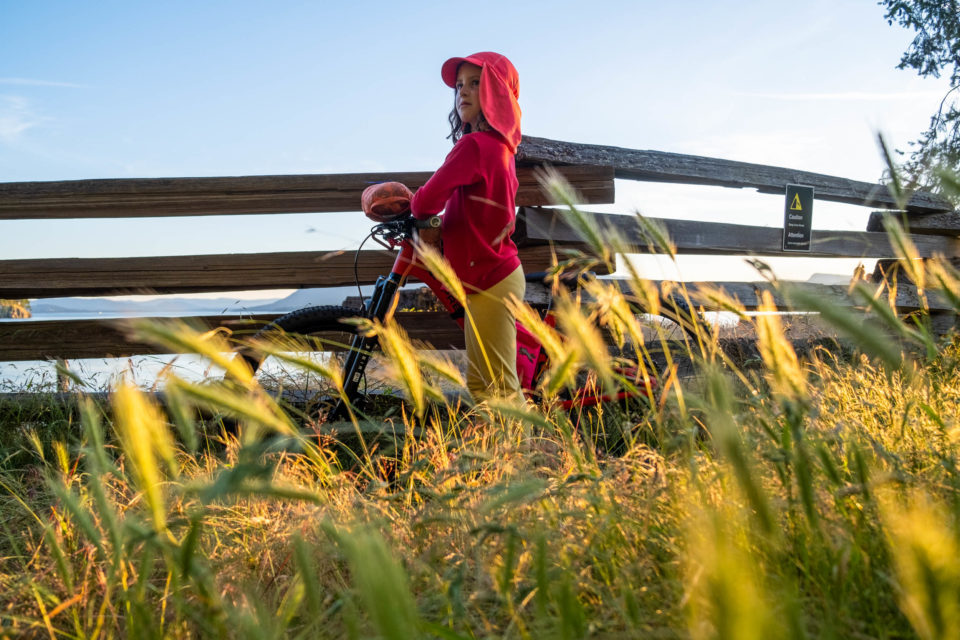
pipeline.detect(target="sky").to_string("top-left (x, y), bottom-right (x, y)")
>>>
top-left (1, 0), bottom-right (953, 295)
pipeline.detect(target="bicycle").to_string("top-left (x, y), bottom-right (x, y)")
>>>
top-left (240, 197), bottom-right (666, 423)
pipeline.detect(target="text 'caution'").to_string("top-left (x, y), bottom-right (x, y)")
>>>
top-left (783, 184), bottom-right (814, 252)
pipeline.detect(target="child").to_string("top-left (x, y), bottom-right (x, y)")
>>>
top-left (410, 51), bottom-right (524, 403)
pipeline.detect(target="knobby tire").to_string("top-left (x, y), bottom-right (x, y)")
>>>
top-left (240, 305), bottom-right (373, 414)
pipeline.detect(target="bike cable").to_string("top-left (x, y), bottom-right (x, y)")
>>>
top-left (353, 230), bottom-right (377, 315)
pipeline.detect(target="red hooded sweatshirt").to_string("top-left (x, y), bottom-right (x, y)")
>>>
top-left (411, 52), bottom-right (522, 292)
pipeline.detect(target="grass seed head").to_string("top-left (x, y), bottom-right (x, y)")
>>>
top-left (535, 165), bottom-right (616, 267)
top-left (113, 380), bottom-right (176, 531)
top-left (415, 240), bottom-right (467, 304)
top-left (881, 213), bottom-right (926, 297)
top-left (880, 489), bottom-right (960, 640)
top-left (373, 318), bottom-right (426, 417)
top-left (127, 318), bottom-right (255, 387)
top-left (927, 255), bottom-right (960, 313)
top-left (635, 212), bottom-right (677, 259)
top-left (555, 289), bottom-right (615, 391)
top-left (755, 291), bottom-right (807, 401)
top-left (684, 481), bottom-right (783, 640)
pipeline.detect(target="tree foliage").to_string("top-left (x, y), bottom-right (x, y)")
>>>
top-left (881, 0), bottom-right (960, 193)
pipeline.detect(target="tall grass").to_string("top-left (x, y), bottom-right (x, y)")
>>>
top-left (4, 170), bottom-right (960, 638)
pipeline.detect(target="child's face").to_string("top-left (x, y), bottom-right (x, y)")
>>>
top-left (455, 62), bottom-right (482, 128)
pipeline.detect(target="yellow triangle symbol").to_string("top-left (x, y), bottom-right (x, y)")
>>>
top-left (790, 193), bottom-right (803, 211)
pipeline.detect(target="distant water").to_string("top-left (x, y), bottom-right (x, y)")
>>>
top-left (0, 354), bottom-right (227, 392)
top-left (1, 312), bottom-right (227, 321)
top-left (1, 311), bottom-right (321, 392)
top-left (0, 351), bottom-right (344, 393)
top-left (1, 312), bottom-right (203, 391)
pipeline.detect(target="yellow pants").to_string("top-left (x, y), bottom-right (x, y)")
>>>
top-left (464, 266), bottom-right (525, 403)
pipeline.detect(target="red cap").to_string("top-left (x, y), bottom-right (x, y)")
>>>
top-left (441, 51), bottom-right (521, 154)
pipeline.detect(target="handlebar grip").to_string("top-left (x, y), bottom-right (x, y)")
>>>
top-left (414, 216), bottom-right (441, 229)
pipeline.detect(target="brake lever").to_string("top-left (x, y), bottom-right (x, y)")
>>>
top-left (371, 235), bottom-right (394, 250)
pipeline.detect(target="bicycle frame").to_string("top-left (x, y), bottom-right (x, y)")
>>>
top-left (330, 215), bottom-right (654, 419)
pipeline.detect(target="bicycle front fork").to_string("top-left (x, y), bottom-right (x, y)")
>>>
top-left (329, 272), bottom-right (402, 420)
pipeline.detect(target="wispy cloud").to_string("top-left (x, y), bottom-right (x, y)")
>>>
top-left (0, 96), bottom-right (44, 142)
top-left (735, 90), bottom-right (944, 102)
top-left (0, 77), bottom-right (89, 89)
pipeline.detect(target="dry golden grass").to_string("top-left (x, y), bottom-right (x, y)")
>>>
top-left (4, 180), bottom-right (960, 637)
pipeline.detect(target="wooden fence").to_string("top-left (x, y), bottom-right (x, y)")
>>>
top-left (1, 136), bottom-right (956, 362)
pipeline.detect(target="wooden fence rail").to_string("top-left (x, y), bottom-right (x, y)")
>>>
top-left (0, 245), bottom-right (567, 299)
top-left (3, 136), bottom-right (952, 219)
top-left (517, 207), bottom-right (960, 258)
top-left (6, 206), bottom-right (957, 300)
top-left (1, 135), bottom-right (957, 364)
top-left (0, 164), bottom-right (612, 219)
top-left (0, 277), bottom-right (948, 362)
top-left (0, 312), bottom-right (464, 361)
top-left (517, 136), bottom-right (956, 214)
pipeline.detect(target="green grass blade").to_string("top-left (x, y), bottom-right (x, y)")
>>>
top-left (784, 284), bottom-right (904, 370)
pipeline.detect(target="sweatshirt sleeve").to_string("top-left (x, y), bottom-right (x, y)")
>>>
top-left (410, 137), bottom-right (481, 219)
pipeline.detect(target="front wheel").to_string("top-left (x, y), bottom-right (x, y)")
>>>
top-left (239, 305), bottom-right (369, 410)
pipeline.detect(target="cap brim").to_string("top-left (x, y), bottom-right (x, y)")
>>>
top-left (441, 55), bottom-right (482, 88)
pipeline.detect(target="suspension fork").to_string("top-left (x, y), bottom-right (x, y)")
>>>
top-left (336, 272), bottom-right (404, 410)
top-left (330, 238), bottom-right (466, 420)
top-left (330, 263), bottom-right (409, 420)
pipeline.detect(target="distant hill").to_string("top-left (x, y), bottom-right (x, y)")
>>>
top-left (30, 287), bottom-right (357, 317)
top-left (247, 285), bottom-right (431, 312)
top-left (246, 287), bottom-right (359, 313)
top-left (32, 296), bottom-right (263, 315)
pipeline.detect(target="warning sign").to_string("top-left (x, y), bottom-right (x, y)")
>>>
top-left (783, 184), bottom-right (814, 251)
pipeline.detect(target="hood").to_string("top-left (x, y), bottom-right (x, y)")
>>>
top-left (441, 51), bottom-right (521, 154)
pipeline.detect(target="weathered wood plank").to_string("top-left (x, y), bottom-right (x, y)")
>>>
top-left (516, 136), bottom-right (953, 214)
top-left (671, 280), bottom-right (948, 314)
top-left (0, 311), bottom-right (466, 361)
top-left (3, 278), bottom-right (947, 362)
top-left (517, 207), bottom-right (960, 259)
top-left (0, 315), bottom-right (274, 361)
top-left (0, 165), bottom-right (613, 220)
top-left (867, 210), bottom-right (960, 236)
top-left (0, 245), bottom-right (575, 299)
top-left (522, 278), bottom-right (948, 313)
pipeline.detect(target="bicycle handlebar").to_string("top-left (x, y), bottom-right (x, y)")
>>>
top-left (370, 214), bottom-right (441, 247)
